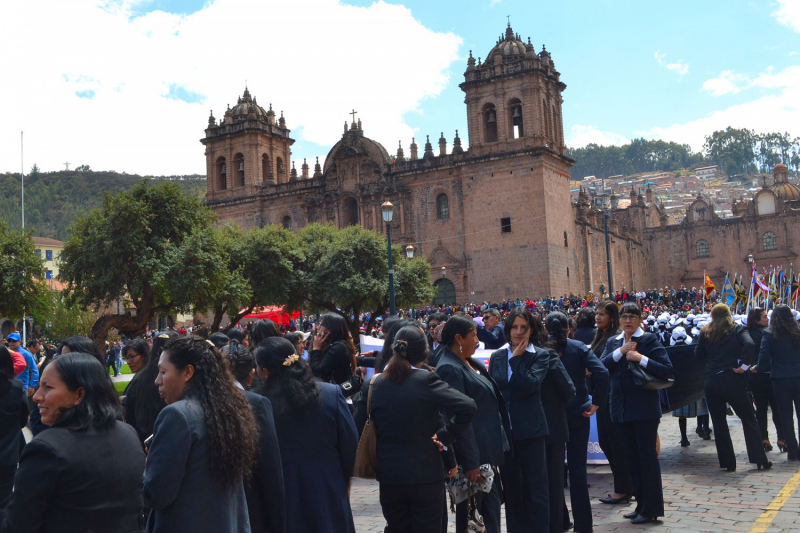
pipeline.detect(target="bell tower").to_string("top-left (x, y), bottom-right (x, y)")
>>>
top-left (460, 24), bottom-right (567, 157)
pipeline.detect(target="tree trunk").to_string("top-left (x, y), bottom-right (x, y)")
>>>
top-left (221, 304), bottom-right (256, 334)
top-left (89, 312), bottom-right (151, 364)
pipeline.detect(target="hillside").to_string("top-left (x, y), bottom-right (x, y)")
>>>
top-left (0, 170), bottom-right (206, 240)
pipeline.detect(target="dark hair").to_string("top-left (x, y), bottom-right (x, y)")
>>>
top-left (318, 313), bottom-right (357, 373)
top-left (568, 318), bottom-right (578, 339)
top-left (227, 328), bottom-right (245, 343)
top-left (384, 326), bottom-right (430, 383)
top-left (128, 331), bottom-right (177, 443)
top-left (0, 347), bottom-right (15, 395)
top-left (483, 308), bottom-right (501, 319)
top-left (58, 336), bottom-right (101, 364)
top-left (27, 339), bottom-right (40, 349)
top-left (122, 338), bottom-right (150, 370)
top-left (576, 307), bottom-right (596, 329)
top-left (250, 319), bottom-right (282, 348)
top-left (546, 312), bottom-right (569, 355)
top-left (377, 318), bottom-right (421, 373)
top-left (503, 307), bottom-right (544, 346)
top-left (619, 303), bottom-right (641, 318)
top-left (222, 340), bottom-right (255, 385)
top-left (49, 353), bottom-right (121, 431)
top-left (747, 308), bottom-right (765, 332)
top-left (208, 332), bottom-right (230, 349)
top-left (591, 300), bottom-right (620, 354)
top-left (770, 304), bottom-right (800, 345)
top-left (283, 332), bottom-right (304, 353)
top-left (255, 337), bottom-right (321, 419)
top-left (381, 317), bottom-right (401, 335)
top-left (441, 313), bottom-right (477, 348)
top-left (162, 336), bottom-right (257, 487)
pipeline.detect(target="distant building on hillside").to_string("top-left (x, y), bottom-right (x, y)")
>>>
top-left (695, 165), bottom-right (720, 180)
top-left (33, 237), bottom-right (64, 281)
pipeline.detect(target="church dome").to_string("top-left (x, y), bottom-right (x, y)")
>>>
top-left (229, 87), bottom-right (267, 119)
top-left (486, 24), bottom-right (527, 59)
top-left (770, 181), bottom-right (800, 201)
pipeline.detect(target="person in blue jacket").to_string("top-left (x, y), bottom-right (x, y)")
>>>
top-left (5, 334), bottom-right (37, 401)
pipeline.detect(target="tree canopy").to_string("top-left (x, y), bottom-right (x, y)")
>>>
top-left (0, 220), bottom-right (46, 319)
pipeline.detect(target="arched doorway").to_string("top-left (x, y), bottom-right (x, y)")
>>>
top-left (341, 197), bottom-right (359, 227)
top-left (433, 278), bottom-right (456, 306)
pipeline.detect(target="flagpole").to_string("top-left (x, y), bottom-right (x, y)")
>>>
top-left (703, 270), bottom-right (706, 311)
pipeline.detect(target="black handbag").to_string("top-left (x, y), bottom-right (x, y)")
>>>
top-left (628, 360), bottom-right (674, 390)
top-left (336, 372), bottom-right (363, 398)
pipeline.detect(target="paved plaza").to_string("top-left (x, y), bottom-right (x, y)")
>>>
top-left (350, 413), bottom-right (800, 532)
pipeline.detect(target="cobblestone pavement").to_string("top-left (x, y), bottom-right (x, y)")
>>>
top-left (350, 413), bottom-right (800, 532)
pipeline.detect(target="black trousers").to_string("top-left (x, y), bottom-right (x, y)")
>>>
top-left (0, 466), bottom-right (15, 528)
top-left (772, 377), bottom-right (800, 460)
top-left (566, 415), bottom-right (592, 533)
top-left (705, 372), bottom-right (768, 468)
top-left (595, 398), bottom-right (633, 495)
top-left (501, 437), bottom-right (548, 533)
top-left (545, 441), bottom-right (566, 533)
top-left (751, 372), bottom-right (783, 443)
top-left (615, 419), bottom-right (664, 519)
top-left (380, 480), bottom-right (444, 533)
top-left (455, 475), bottom-right (502, 533)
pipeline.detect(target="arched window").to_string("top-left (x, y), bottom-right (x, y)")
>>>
top-left (763, 232), bottom-right (777, 251)
top-left (233, 153), bottom-right (245, 187)
top-left (436, 194), bottom-right (450, 220)
top-left (483, 103), bottom-right (498, 143)
top-left (216, 156), bottom-right (227, 190)
top-left (262, 154), bottom-right (272, 182)
top-left (509, 98), bottom-right (523, 139)
top-left (696, 240), bottom-right (709, 258)
top-left (282, 216), bottom-right (292, 231)
top-left (276, 157), bottom-right (285, 177)
top-left (433, 278), bottom-right (456, 306)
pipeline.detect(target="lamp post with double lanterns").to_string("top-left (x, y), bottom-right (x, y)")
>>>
top-left (381, 201), bottom-right (396, 316)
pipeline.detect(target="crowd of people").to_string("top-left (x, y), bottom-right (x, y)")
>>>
top-left (0, 292), bottom-right (799, 532)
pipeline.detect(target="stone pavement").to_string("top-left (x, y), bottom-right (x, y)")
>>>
top-left (350, 413), bottom-right (800, 532)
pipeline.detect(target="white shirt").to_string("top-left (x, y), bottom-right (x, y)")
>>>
top-left (506, 342), bottom-right (535, 381)
top-left (612, 328), bottom-right (650, 367)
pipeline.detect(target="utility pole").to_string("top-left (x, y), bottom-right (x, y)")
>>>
top-left (21, 132), bottom-right (26, 346)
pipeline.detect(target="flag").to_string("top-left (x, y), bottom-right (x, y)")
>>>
top-left (792, 274), bottom-right (800, 305)
top-left (703, 273), bottom-right (716, 298)
top-left (770, 271), bottom-right (778, 304)
top-left (721, 274), bottom-right (736, 307)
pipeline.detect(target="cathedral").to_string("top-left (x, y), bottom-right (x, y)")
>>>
top-left (202, 23), bottom-right (800, 302)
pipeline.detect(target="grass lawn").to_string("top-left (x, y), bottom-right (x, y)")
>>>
top-left (114, 381), bottom-right (128, 396)
top-left (108, 363), bottom-right (132, 376)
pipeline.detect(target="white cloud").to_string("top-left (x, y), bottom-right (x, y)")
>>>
top-left (773, 0), bottom-right (800, 33)
top-left (654, 50), bottom-right (688, 77)
top-left (0, 0), bottom-right (462, 175)
top-left (567, 125), bottom-right (628, 148)
top-left (639, 65), bottom-right (800, 151)
top-left (702, 70), bottom-right (751, 96)
top-left (489, 0), bottom-right (502, 5)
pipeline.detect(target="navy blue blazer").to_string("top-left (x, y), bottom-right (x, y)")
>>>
top-left (759, 330), bottom-right (800, 379)
top-left (562, 338), bottom-right (609, 418)
top-left (477, 324), bottom-right (506, 350)
top-left (488, 344), bottom-right (551, 441)
top-left (540, 350), bottom-right (577, 444)
top-left (600, 331), bottom-right (673, 423)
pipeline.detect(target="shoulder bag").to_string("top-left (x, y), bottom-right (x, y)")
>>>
top-left (628, 360), bottom-right (674, 390)
top-left (353, 375), bottom-right (379, 479)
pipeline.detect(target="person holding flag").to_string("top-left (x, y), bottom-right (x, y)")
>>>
top-left (721, 274), bottom-right (736, 308)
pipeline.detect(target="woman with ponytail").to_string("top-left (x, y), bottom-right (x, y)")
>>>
top-left (143, 336), bottom-right (259, 533)
top-left (255, 336), bottom-right (358, 533)
top-left (354, 326), bottom-right (476, 533)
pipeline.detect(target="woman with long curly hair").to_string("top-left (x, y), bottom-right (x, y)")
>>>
top-left (255, 336), bottom-right (358, 533)
top-left (748, 307), bottom-right (784, 452)
top-left (695, 303), bottom-right (769, 471)
top-left (143, 336), bottom-right (258, 533)
top-left (758, 304), bottom-right (800, 461)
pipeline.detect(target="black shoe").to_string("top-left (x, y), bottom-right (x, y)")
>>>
top-left (563, 522), bottom-right (573, 531)
top-left (599, 494), bottom-right (631, 504)
top-left (726, 465), bottom-right (736, 472)
top-left (695, 426), bottom-right (704, 437)
top-left (778, 440), bottom-right (787, 453)
top-left (630, 515), bottom-right (657, 524)
top-left (758, 461), bottom-right (773, 471)
top-left (764, 441), bottom-right (774, 452)
top-left (681, 438), bottom-right (690, 447)
top-left (702, 429), bottom-right (712, 440)
top-left (623, 511), bottom-right (640, 519)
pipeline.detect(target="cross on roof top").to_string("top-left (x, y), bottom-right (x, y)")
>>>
top-left (350, 109), bottom-right (358, 122)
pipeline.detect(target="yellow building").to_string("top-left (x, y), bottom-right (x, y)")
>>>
top-left (33, 237), bottom-right (64, 282)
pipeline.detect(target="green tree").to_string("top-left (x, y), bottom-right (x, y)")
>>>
top-left (32, 290), bottom-right (100, 343)
top-left (29, 164), bottom-right (40, 176)
top-left (0, 221), bottom-right (46, 320)
top-left (59, 179), bottom-right (226, 354)
top-left (703, 127), bottom-right (757, 176)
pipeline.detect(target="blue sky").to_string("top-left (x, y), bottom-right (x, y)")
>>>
top-left (1, 0), bottom-right (798, 175)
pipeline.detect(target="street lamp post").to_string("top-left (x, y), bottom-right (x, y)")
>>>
top-left (406, 245), bottom-right (415, 318)
top-left (603, 199), bottom-right (613, 296)
top-left (381, 201), bottom-right (396, 316)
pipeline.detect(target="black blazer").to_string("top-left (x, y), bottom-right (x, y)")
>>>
top-left (540, 351), bottom-right (577, 444)
top-left (244, 391), bottom-right (286, 533)
top-left (354, 370), bottom-right (476, 485)
top-left (0, 380), bottom-right (28, 470)
top-left (694, 324), bottom-right (755, 377)
top-left (310, 341), bottom-right (354, 385)
top-left (562, 338), bottom-right (608, 418)
top-left (2, 421), bottom-right (145, 533)
top-left (477, 324), bottom-right (506, 349)
top-left (435, 350), bottom-right (510, 470)
top-left (487, 345), bottom-right (550, 441)
top-left (601, 331), bottom-right (673, 423)
top-left (759, 330), bottom-right (800, 379)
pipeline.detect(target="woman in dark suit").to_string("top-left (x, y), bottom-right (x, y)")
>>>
top-left (310, 313), bottom-right (359, 395)
top-left (601, 302), bottom-right (673, 525)
top-left (356, 326), bottom-right (476, 532)
top-left (694, 304), bottom-right (770, 472)
top-left (488, 308), bottom-right (550, 533)
top-left (144, 337), bottom-right (259, 533)
top-left (748, 307), bottom-right (784, 452)
top-left (3, 352), bottom-right (144, 533)
top-left (436, 314), bottom-right (510, 533)
top-left (123, 332), bottom-right (175, 445)
top-left (256, 337), bottom-right (359, 533)
top-left (547, 312), bottom-right (609, 533)
top-left (0, 347), bottom-right (28, 526)
top-left (590, 301), bottom-right (633, 505)
top-left (758, 304), bottom-right (800, 461)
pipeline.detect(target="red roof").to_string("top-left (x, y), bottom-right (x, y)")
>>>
top-left (33, 237), bottom-right (64, 247)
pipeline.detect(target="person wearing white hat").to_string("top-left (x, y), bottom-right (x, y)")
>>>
top-left (655, 316), bottom-right (670, 347)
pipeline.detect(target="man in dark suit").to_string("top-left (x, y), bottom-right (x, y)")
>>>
top-left (477, 309), bottom-right (506, 350)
